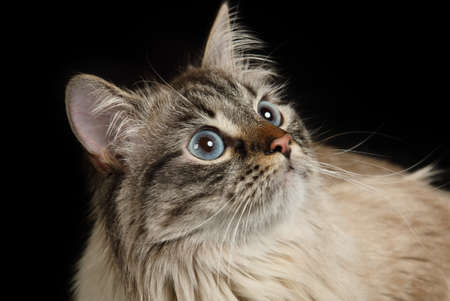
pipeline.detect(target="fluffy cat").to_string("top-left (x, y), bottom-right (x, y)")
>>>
top-left (65, 3), bottom-right (450, 300)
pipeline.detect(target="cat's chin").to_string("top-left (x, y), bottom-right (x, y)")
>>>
top-left (279, 159), bottom-right (310, 211)
top-left (284, 169), bottom-right (307, 199)
top-left (278, 153), bottom-right (309, 184)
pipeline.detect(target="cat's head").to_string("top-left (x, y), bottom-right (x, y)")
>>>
top-left (65, 3), bottom-right (317, 246)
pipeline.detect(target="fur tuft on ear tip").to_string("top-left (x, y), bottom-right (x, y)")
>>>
top-left (202, 2), bottom-right (233, 69)
top-left (201, 2), bottom-right (268, 73)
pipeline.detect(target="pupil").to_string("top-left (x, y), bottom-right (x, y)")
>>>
top-left (262, 108), bottom-right (273, 121)
top-left (199, 136), bottom-right (214, 152)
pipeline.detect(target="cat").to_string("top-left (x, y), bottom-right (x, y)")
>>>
top-left (65, 3), bottom-right (450, 300)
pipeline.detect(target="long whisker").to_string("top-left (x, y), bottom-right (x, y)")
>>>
top-left (333, 124), bottom-right (384, 155)
top-left (231, 195), bottom-right (252, 245)
top-left (315, 165), bottom-right (377, 191)
top-left (331, 148), bottom-right (389, 158)
top-left (189, 194), bottom-right (235, 232)
top-left (313, 130), bottom-right (402, 145)
top-left (243, 194), bottom-right (256, 242)
top-left (317, 146), bottom-right (440, 180)
top-left (144, 60), bottom-right (194, 105)
top-left (308, 124), bottom-right (331, 140)
top-left (217, 193), bottom-right (247, 283)
top-left (107, 193), bottom-right (238, 250)
top-left (224, 195), bottom-right (252, 284)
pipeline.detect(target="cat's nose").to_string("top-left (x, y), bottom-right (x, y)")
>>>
top-left (269, 134), bottom-right (292, 159)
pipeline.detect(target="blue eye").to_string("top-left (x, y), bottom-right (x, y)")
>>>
top-left (188, 130), bottom-right (225, 160)
top-left (257, 100), bottom-right (282, 127)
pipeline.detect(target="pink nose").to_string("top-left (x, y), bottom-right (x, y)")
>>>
top-left (270, 134), bottom-right (292, 158)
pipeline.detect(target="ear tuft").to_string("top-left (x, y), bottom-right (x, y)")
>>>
top-left (201, 3), bottom-right (267, 73)
top-left (202, 3), bottom-right (234, 69)
top-left (65, 74), bottom-right (131, 172)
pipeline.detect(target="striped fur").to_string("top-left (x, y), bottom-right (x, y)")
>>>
top-left (66, 3), bottom-right (450, 300)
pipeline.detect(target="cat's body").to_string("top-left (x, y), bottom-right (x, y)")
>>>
top-left (73, 145), bottom-right (450, 301)
top-left (66, 4), bottom-right (450, 300)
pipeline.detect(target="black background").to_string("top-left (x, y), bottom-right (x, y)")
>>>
top-left (11, 1), bottom-right (448, 300)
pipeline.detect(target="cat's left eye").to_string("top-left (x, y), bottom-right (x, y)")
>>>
top-left (257, 100), bottom-right (282, 127)
top-left (188, 129), bottom-right (225, 160)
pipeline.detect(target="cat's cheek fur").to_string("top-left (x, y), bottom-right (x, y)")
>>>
top-left (68, 3), bottom-right (450, 300)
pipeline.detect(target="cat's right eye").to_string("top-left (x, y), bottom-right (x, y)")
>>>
top-left (257, 100), bottom-right (282, 127)
top-left (188, 129), bottom-right (225, 160)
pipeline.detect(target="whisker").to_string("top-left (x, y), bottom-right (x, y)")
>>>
top-left (244, 194), bottom-right (256, 242)
top-left (316, 166), bottom-right (378, 192)
top-left (106, 193), bottom-right (239, 250)
top-left (217, 193), bottom-right (248, 283)
top-left (144, 60), bottom-right (194, 105)
top-left (225, 195), bottom-right (252, 284)
top-left (333, 124), bottom-right (384, 155)
top-left (313, 130), bottom-right (402, 145)
top-left (231, 195), bottom-right (252, 245)
top-left (308, 123), bottom-right (331, 139)
top-left (189, 195), bottom-right (235, 232)
top-left (316, 146), bottom-right (440, 180)
top-left (331, 148), bottom-right (389, 158)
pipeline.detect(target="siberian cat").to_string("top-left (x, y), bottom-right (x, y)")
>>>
top-left (65, 3), bottom-right (450, 300)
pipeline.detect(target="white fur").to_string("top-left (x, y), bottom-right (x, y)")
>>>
top-left (70, 4), bottom-right (450, 300)
top-left (74, 173), bottom-right (371, 300)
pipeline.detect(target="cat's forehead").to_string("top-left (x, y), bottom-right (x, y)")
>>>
top-left (173, 68), bottom-right (258, 105)
top-left (168, 68), bottom-right (279, 122)
top-left (140, 67), bottom-right (286, 139)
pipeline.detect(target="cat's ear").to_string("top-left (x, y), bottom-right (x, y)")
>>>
top-left (202, 3), bottom-right (235, 70)
top-left (65, 74), bottom-right (134, 173)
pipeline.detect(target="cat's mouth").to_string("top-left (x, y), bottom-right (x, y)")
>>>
top-left (283, 164), bottom-right (300, 181)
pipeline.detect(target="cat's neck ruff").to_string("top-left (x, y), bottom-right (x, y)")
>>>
top-left (218, 194), bottom-right (367, 301)
top-left (74, 188), bottom-right (368, 301)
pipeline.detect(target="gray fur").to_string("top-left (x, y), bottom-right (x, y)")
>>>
top-left (66, 3), bottom-right (450, 301)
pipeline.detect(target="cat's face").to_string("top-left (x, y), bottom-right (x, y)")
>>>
top-left (65, 5), bottom-right (316, 246)
top-left (122, 67), bottom-right (315, 244)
